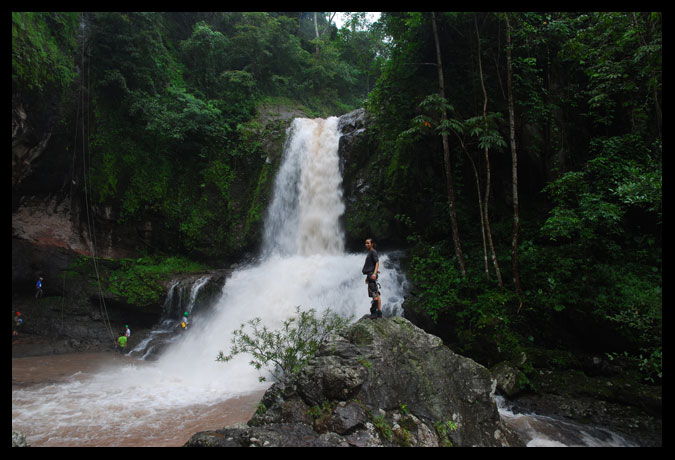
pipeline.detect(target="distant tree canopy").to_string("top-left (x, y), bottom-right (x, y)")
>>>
top-left (73, 12), bottom-right (385, 257)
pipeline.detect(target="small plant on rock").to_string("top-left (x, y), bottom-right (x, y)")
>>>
top-left (216, 306), bottom-right (351, 382)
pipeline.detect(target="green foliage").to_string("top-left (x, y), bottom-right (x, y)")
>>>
top-left (409, 245), bottom-right (468, 322)
top-left (217, 307), bottom-right (352, 382)
top-left (541, 133), bottom-right (661, 255)
top-left (408, 244), bottom-right (521, 361)
top-left (179, 21), bottom-right (229, 98)
top-left (137, 86), bottom-right (227, 146)
top-left (434, 420), bottom-right (457, 447)
top-left (106, 256), bottom-right (207, 307)
top-left (15, 12), bottom-right (662, 385)
top-left (639, 348), bottom-right (662, 383)
top-left (561, 12), bottom-right (661, 131)
top-left (541, 179), bottom-right (625, 245)
top-left (594, 263), bottom-right (661, 344)
top-left (463, 113), bottom-right (507, 151)
top-left (12, 12), bottom-right (79, 96)
top-left (371, 414), bottom-right (393, 441)
top-left (307, 401), bottom-right (337, 427)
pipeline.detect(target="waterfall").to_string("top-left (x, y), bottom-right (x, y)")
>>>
top-left (262, 117), bottom-right (345, 257)
top-left (152, 116), bottom-right (407, 391)
top-left (15, 115), bottom-right (404, 445)
top-left (127, 275), bottom-right (213, 360)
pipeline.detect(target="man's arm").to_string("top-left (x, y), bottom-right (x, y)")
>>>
top-left (372, 260), bottom-right (379, 279)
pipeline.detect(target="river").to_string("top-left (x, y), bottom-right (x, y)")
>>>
top-left (12, 352), bottom-right (641, 447)
top-left (494, 395), bottom-right (638, 447)
top-left (12, 352), bottom-right (267, 446)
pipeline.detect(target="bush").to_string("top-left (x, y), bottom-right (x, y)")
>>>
top-left (217, 306), bottom-right (352, 381)
top-left (408, 245), bottom-right (469, 322)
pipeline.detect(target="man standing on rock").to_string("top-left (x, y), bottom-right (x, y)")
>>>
top-left (362, 238), bottom-right (382, 318)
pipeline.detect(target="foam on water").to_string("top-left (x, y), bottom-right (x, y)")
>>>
top-left (494, 395), bottom-right (637, 447)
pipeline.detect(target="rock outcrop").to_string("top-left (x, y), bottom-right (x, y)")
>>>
top-left (185, 316), bottom-right (524, 447)
top-left (336, 108), bottom-right (383, 250)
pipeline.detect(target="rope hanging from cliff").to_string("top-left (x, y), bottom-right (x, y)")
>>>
top-left (77, 14), bottom-right (115, 342)
top-left (60, 30), bottom-right (86, 331)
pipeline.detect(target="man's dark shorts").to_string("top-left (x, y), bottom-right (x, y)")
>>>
top-left (367, 275), bottom-right (380, 298)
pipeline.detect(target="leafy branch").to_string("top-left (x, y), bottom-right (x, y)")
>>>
top-left (216, 306), bottom-right (352, 382)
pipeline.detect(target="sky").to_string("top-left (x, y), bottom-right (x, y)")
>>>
top-left (333, 12), bottom-right (381, 29)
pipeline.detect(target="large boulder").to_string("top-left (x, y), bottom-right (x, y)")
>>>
top-left (490, 352), bottom-right (529, 398)
top-left (185, 316), bottom-right (524, 447)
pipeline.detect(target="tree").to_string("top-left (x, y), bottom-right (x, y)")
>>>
top-left (504, 13), bottom-right (523, 299)
top-left (179, 21), bottom-right (229, 99)
top-left (313, 12), bottom-right (337, 56)
top-left (448, 116), bottom-right (491, 282)
top-left (474, 14), bottom-right (503, 288)
top-left (335, 13), bottom-right (387, 97)
top-left (431, 12), bottom-right (466, 276)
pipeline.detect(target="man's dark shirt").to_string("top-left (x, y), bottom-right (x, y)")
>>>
top-left (362, 249), bottom-right (379, 275)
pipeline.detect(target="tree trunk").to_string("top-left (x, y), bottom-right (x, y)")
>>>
top-left (313, 12), bottom-right (320, 56)
top-left (471, 154), bottom-right (490, 282)
top-left (313, 12), bottom-right (336, 57)
top-left (321, 12), bottom-right (336, 37)
top-left (475, 14), bottom-right (503, 288)
top-left (457, 136), bottom-right (490, 281)
top-left (505, 13), bottom-right (523, 298)
top-left (431, 12), bottom-right (466, 276)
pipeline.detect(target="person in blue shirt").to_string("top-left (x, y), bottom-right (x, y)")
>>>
top-left (35, 277), bottom-right (43, 299)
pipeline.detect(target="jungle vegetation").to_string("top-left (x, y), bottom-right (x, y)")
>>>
top-left (12, 12), bottom-right (661, 382)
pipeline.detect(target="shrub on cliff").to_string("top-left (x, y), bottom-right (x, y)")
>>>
top-left (217, 306), bottom-right (352, 381)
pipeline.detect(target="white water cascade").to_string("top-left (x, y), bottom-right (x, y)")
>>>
top-left (12, 116), bottom-right (408, 446)
top-left (149, 116), bottom-right (408, 395)
top-left (262, 117), bottom-right (346, 257)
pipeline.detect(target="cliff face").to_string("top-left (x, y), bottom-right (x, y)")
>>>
top-left (185, 316), bottom-right (524, 447)
top-left (11, 100), bottom-right (305, 264)
top-left (11, 100), bottom-right (307, 353)
top-left (337, 108), bottom-right (385, 251)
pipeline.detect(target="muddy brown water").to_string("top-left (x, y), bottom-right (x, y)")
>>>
top-left (12, 352), bottom-right (267, 447)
